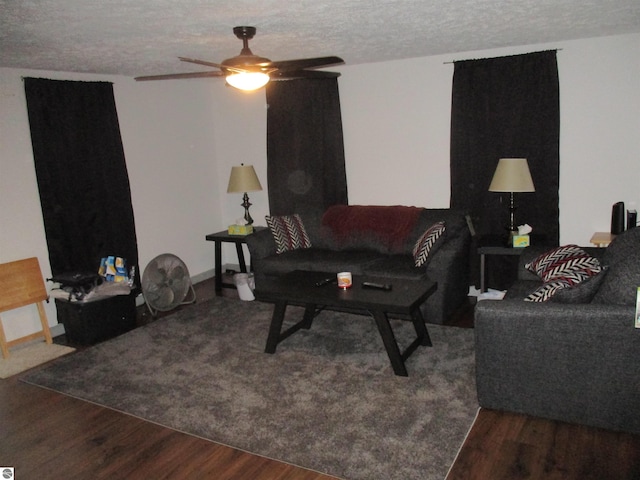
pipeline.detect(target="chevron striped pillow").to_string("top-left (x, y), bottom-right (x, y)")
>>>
top-left (266, 214), bottom-right (312, 254)
top-left (525, 245), bottom-right (602, 283)
top-left (525, 279), bottom-right (572, 302)
top-left (524, 245), bottom-right (603, 302)
top-left (412, 221), bottom-right (446, 267)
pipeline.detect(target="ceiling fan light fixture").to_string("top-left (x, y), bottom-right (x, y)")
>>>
top-left (225, 71), bottom-right (270, 91)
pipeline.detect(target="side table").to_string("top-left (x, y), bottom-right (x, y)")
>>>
top-left (477, 234), bottom-right (551, 291)
top-left (205, 227), bottom-right (266, 294)
top-left (590, 232), bottom-right (615, 247)
top-left (478, 245), bottom-right (528, 292)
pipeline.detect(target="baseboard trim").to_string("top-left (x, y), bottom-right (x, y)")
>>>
top-left (51, 323), bottom-right (66, 337)
top-left (192, 268), bottom-right (215, 285)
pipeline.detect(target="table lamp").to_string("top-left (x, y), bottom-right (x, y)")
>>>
top-left (227, 164), bottom-right (262, 225)
top-left (488, 158), bottom-right (535, 238)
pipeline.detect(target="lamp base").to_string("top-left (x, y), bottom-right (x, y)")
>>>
top-left (241, 192), bottom-right (254, 225)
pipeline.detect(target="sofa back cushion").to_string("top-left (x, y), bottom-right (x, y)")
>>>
top-left (321, 205), bottom-right (423, 253)
top-left (592, 227), bottom-right (640, 305)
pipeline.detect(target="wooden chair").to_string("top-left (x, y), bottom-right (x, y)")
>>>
top-left (0, 257), bottom-right (53, 358)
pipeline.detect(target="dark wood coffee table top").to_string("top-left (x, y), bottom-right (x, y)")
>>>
top-left (255, 270), bottom-right (438, 376)
top-left (254, 270), bottom-right (437, 316)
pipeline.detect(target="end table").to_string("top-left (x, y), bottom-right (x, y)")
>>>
top-left (590, 232), bottom-right (615, 247)
top-left (477, 234), bottom-right (551, 292)
top-left (205, 227), bottom-right (266, 294)
top-left (478, 244), bottom-right (529, 292)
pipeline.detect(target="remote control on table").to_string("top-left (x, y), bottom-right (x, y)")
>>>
top-left (362, 281), bottom-right (392, 291)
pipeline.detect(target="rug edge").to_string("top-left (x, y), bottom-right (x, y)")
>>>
top-left (18, 378), bottom-right (339, 479)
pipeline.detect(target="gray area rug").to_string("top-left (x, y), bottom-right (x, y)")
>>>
top-left (22, 297), bottom-right (478, 480)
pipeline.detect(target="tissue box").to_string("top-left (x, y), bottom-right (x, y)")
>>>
top-left (228, 224), bottom-right (253, 235)
top-left (512, 235), bottom-right (530, 248)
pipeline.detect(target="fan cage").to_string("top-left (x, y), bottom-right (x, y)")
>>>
top-left (141, 253), bottom-right (196, 317)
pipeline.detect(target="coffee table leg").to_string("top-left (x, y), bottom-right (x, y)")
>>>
top-left (371, 310), bottom-right (408, 377)
top-left (265, 300), bottom-right (287, 354)
top-left (302, 304), bottom-right (316, 329)
top-left (411, 309), bottom-right (432, 347)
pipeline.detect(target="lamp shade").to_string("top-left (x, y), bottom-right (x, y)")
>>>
top-left (227, 165), bottom-right (263, 193)
top-left (225, 72), bottom-right (270, 91)
top-left (488, 158), bottom-right (535, 193)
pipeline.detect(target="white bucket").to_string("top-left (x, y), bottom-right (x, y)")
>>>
top-left (233, 273), bottom-right (255, 301)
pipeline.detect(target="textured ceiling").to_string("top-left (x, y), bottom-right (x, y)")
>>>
top-left (1, 0), bottom-right (639, 77)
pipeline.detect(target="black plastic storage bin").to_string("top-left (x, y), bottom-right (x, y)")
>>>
top-left (55, 294), bottom-right (137, 345)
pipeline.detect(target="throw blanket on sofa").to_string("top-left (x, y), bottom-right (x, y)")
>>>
top-left (322, 205), bottom-right (422, 252)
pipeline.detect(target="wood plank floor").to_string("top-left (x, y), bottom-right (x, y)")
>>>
top-left (1, 277), bottom-right (638, 479)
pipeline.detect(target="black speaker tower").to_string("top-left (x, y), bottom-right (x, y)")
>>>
top-left (611, 202), bottom-right (625, 235)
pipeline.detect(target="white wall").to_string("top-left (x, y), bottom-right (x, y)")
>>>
top-left (1, 32), bottom-right (638, 340)
top-left (337, 33), bottom-right (640, 235)
top-left (0, 71), bottom-right (229, 339)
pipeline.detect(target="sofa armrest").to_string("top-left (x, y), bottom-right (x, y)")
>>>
top-left (474, 300), bottom-right (640, 434)
top-left (419, 229), bottom-right (471, 323)
top-left (245, 228), bottom-right (276, 260)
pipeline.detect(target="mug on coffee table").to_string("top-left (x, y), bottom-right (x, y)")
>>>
top-left (337, 271), bottom-right (352, 289)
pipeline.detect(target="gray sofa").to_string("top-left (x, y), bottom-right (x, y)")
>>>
top-left (474, 227), bottom-right (640, 434)
top-left (246, 205), bottom-right (471, 324)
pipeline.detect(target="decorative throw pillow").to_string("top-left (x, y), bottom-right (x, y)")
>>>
top-left (524, 244), bottom-right (603, 302)
top-left (525, 279), bottom-right (571, 302)
top-left (525, 245), bottom-right (602, 283)
top-left (412, 221), bottom-right (446, 267)
top-left (266, 214), bottom-right (312, 254)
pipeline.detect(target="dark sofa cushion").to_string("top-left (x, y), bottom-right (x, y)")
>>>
top-left (551, 267), bottom-right (608, 303)
top-left (362, 255), bottom-right (427, 280)
top-left (258, 248), bottom-right (383, 276)
top-left (592, 227), bottom-right (640, 306)
top-left (297, 211), bottom-right (338, 250)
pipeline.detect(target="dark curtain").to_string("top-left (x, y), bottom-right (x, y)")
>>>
top-left (450, 51), bottom-right (559, 288)
top-left (265, 78), bottom-right (348, 216)
top-left (24, 78), bottom-right (138, 279)
top-left (451, 50), bottom-right (559, 243)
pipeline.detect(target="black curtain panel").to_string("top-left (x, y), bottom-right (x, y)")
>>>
top-left (265, 78), bottom-right (348, 216)
top-left (450, 51), bottom-right (560, 245)
top-left (24, 78), bottom-right (138, 279)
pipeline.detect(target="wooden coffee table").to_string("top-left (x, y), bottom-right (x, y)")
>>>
top-left (254, 270), bottom-right (437, 376)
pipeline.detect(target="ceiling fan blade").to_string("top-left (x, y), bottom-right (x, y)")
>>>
top-left (135, 71), bottom-right (226, 81)
top-left (179, 56), bottom-right (225, 69)
top-left (268, 56), bottom-right (344, 72)
top-left (271, 70), bottom-right (342, 80)
top-left (180, 57), bottom-right (250, 74)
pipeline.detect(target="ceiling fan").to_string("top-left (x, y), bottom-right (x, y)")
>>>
top-left (135, 26), bottom-right (344, 91)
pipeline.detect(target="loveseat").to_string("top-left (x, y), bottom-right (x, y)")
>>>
top-left (474, 227), bottom-right (640, 434)
top-left (245, 205), bottom-right (471, 324)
